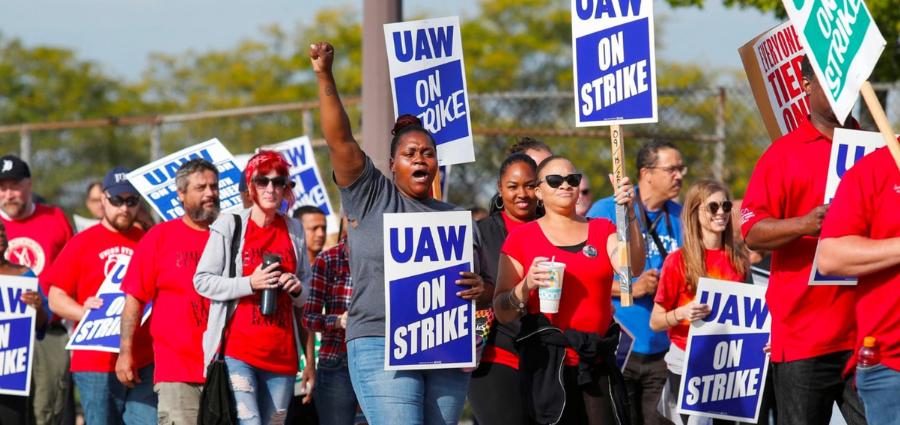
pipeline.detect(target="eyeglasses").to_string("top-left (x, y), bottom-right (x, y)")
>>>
top-left (107, 196), bottom-right (140, 208)
top-left (538, 174), bottom-right (583, 189)
top-left (580, 189), bottom-right (590, 195)
top-left (648, 166), bottom-right (688, 176)
top-left (705, 201), bottom-right (733, 214)
top-left (252, 176), bottom-right (289, 189)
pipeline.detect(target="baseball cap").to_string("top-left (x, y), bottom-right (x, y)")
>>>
top-left (0, 155), bottom-right (31, 181)
top-left (102, 166), bottom-right (139, 197)
top-left (238, 170), bottom-right (248, 192)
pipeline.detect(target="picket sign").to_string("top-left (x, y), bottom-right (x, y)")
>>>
top-left (678, 278), bottom-right (771, 422)
top-left (0, 276), bottom-right (38, 396)
top-left (383, 211), bottom-right (476, 370)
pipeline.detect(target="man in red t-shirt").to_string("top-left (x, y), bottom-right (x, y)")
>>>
top-left (118, 159), bottom-right (220, 424)
top-left (818, 142), bottom-right (900, 424)
top-left (47, 166), bottom-right (155, 424)
top-left (740, 56), bottom-right (866, 424)
top-left (0, 154), bottom-right (75, 425)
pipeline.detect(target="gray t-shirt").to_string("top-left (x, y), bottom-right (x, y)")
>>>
top-left (338, 157), bottom-right (491, 341)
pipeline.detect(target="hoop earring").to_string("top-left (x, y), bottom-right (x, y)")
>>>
top-left (576, 197), bottom-right (581, 205)
top-left (493, 196), bottom-right (503, 211)
top-left (537, 199), bottom-right (544, 208)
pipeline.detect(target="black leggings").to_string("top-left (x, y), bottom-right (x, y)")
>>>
top-left (0, 394), bottom-right (27, 425)
top-left (560, 366), bottom-right (616, 425)
top-left (468, 361), bottom-right (533, 425)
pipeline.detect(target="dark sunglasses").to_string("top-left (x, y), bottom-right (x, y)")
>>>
top-left (538, 174), bottom-right (583, 189)
top-left (107, 196), bottom-right (140, 208)
top-left (706, 201), bottom-right (733, 214)
top-left (252, 176), bottom-right (290, 189)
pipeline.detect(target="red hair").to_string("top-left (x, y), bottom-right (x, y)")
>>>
top-left (246, 150), bottom-right (295, 207)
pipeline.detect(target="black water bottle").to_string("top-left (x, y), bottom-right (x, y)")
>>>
top-left (260, 254), bottom-right (281, 316)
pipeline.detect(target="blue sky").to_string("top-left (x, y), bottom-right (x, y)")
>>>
top-left (0, 0), bottom-right (780, 82)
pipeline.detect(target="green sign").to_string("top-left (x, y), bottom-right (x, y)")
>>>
top-left (782, 0), bottom-right (885, 123)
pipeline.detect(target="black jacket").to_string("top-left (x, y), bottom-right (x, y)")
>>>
top-left (515, 314), bottom-right (632, 425)
top-left (476, 212), bottom-right (521, 356)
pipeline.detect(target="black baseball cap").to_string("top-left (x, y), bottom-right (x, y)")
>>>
top-left (0, 155), bottom-right (31, 181)
top-left (102, 166), bottom-right (139, 197)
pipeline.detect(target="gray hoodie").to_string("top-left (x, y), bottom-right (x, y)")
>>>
top-left (193, 208), bottom-right (312, 372)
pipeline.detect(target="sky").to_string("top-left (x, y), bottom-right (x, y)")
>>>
top-left (0, 0), bottom-right (782, 83)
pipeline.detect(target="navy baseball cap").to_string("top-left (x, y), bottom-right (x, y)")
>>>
top-left (102, 166), bottom-right (139, 197)
top-left (238, 170), bottom-right (248, 192)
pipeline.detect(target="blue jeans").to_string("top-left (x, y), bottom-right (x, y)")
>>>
top-left (347, 337), bottom-right (470, 425)
top-left (856, 364), bottom-right (900, 425)
top-left (314, 352), bottom-right (360, 425)
top-left (72, 364), bottom-right (157, 425)
top-left (225, 356), bottom-right (294, 425)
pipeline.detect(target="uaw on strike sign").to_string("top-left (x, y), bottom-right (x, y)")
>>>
top-left (383, 211), bottom-right (476, 370)
top-left (384, 17), bottom-right (474, 166)
top-left (571, 0), bottom-right (658, 126)
top-left (0, 276), bottom-right (38, 396)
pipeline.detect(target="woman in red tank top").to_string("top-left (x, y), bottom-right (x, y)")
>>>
top-left (493, 155), bottom-right (645, 424)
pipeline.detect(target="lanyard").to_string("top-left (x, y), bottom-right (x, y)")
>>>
top-left (634, 187), bottom-right (673, 258)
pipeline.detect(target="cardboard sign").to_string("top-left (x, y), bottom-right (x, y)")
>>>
top-left (66, 257), bottom-right (152, 353)
top-left (739, 21), bottom-right (809, 141)
top-left (782, 0), bottom-right (886, 123)
top-left (383, 211), bottom-right (476, 370)
top-left (384, 16), bottom-right (475, 166)
top-left (809, 128), bottom-right (888, 285)
top-left (678, 278), bottom-right (771, 423)
top-left (73, 215), bottom-right (100, 233)
top-left (0, 276), bottom-right (38, 396)
top-left (259, 136), bottom-right (339, 235)
top-left (127, 139), bottom-right (243, 221)
top-left (615, 320), bottom-right (634, 372)
top-left (570, 0), bottom-right (658, 126)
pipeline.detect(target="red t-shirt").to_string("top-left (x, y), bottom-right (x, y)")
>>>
top-left (740, 116), bottom-right (857, 363)
top-left (2, 204), bottom-right (74, 294)
top-left (121, 219), bottom-right (210, 384)
top-left (502, 218), bottom-right (615, 366)
top-left (820, 147), bottom-right (900, 374)
top-left (655, 249), bottom-right (746, 350)
top-left (501, 211), bottom-right (528, 235)
top-left (226, 216), bottom-right (298, 375)
top-left (46, 224), bottom-right (152, 373)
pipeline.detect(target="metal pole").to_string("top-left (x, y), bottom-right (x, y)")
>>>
top-left (302, 110), bottom-right (314, 138)
top-left (714, 87), bottom-right (727, 182)
top-left (150, 122), bottom-right (162, 161)
top-left (362, 0), bottom-right (402, 176)
top-left (19, 128), bottom-right (31, 165)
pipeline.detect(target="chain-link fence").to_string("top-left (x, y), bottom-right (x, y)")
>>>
top-left (2, 83), bottom-right (899, 220)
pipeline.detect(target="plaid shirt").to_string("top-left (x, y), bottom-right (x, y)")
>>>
top-left (301, 239), bottom-right (352, 363)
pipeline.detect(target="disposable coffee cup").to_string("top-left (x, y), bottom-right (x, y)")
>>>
top-left (261, 254), bottom-right (281, 316)
top-left (538, 261), bottom-right (566, 314)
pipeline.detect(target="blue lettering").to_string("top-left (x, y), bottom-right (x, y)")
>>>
top-left (2, 288), bottom-right (26, 314)
top-left (111, 264), bottom-right (128, 284)
top-left (284, 146), bottom-right (307, 168)
top-left (836, 144), bottom-right (866, 178)
top-left (390, 228), bottom-right (414, 263)
top-left (576, 0), bottom-right (594, 20)
top-left (437, 225), bottom-right (466, 262)
top-left (616, 0), bottom-right (642, 16)
top-left (743, 297), bottom-right (769, 330)
top-left (415, 228), bottom-right (438, 262)
top-left (698, 291), bottom-right (721, 322)
top-left (142, 149), bottom-right (215, 185)
top-left (595, 0), bottom-right (617, 18)
top-left (718, 294), bottom-right (740, 326)
top-left (427, 26), bottom-right (454, 58)
top-left (415, 29), bottom-right (433, 60)
top-left (393, 31), bottom-right (414, 62)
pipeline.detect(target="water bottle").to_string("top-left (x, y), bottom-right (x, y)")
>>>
top-left (858, 336), bottom-right (881, 369)
top-left (260, 254), bottom-right (281, 316)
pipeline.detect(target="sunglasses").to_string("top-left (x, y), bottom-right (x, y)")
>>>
top-left (538, 174), bottom-right (583, 189)
top-left (107, 196), bottom-right (140, 208)
top-left (705, 201), bottom-right (733, 214)
top-left (252, 176), bottom-right (290, 189)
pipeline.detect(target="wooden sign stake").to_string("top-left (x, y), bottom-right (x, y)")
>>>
top-left (860, 81), bottom-right (900, 170)
top-left (611, 124), bottom-right (633, 307)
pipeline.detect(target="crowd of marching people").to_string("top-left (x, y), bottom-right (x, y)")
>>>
top-left (1, 38), bottom-right (898, 425)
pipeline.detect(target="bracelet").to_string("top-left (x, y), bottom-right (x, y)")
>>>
top-left (665, 311), bottom-right (675, 327)
top-left (628, 215), bottom-right (637, 222)
top-left (508, 287), bottom-right (526, 314)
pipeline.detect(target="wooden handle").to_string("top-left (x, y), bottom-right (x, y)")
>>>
top-left (860, 81), bottom-right (900, 171)
top-left (611, 124), bottom-right (633, 307)
top-left (431, 169), bottom-right (443, 201)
